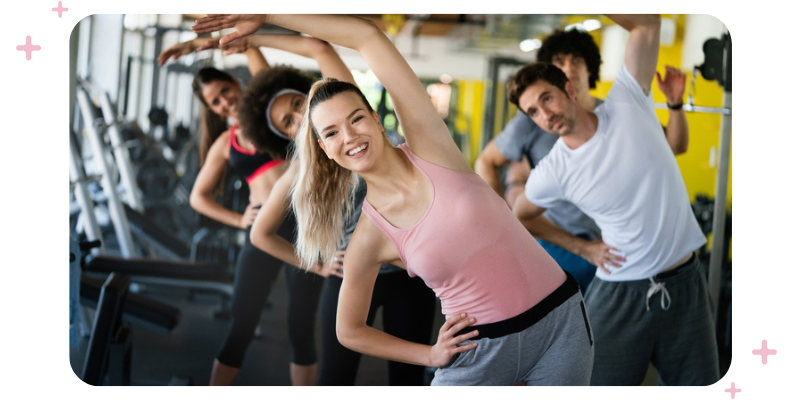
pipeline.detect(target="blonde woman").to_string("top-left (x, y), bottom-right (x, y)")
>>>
top-left (193, 14), bottom-right (592, 385)
top-left (225, 32), bottom-right (436, 386)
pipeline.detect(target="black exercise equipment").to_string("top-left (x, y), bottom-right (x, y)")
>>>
top-left (77, 241), bottom-right (194, 385)
top-left (148, 106), bottom-right (169, 128)
top-left (123, 203), bottom-right (191, 260)
top-left (81, 272), bottom-right (132, 385)
top-left (698, 33), bottom-right (731, 91)
top-left (80, 274), bottom-right (180, 335)
top-left (85, 255), bottom-right (231, 283)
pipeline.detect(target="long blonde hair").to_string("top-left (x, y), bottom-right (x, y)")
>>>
top-left (290, 78), bottom-right (372, 269)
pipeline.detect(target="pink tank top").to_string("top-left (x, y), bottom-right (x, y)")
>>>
top-left (361, 144), bottom-right (566, 324)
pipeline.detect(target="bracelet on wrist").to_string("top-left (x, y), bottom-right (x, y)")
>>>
top-left (667, 101), bottom-right (684, 110)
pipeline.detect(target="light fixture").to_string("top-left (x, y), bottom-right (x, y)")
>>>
top-left (582, 19), bottom-right (601, 31)
top-left (519, 39), bottom-right (542, 52)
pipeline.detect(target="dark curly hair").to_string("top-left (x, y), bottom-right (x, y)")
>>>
top-left (506, 62), bottom-right (570, 108)
top-left (536, 29), bottom-right (602, 89)
top-left (238, 65), bottom-right (317, 160)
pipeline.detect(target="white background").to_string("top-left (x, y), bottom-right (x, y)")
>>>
top-left (3, 1), bottom-right (777, 399)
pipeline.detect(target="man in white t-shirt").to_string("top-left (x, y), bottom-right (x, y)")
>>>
top-left (509, 15), bottom-right (719, 385)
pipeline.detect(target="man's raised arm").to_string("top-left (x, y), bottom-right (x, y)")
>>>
top-left (606, 15), bottom-right (661, 94)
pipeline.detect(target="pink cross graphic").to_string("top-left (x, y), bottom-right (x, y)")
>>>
top-left (52, 2), bottom-right (68, 18)
top-left (16, 36), bottom-right (41, 60)
top-left (725, 382), bottom-right (741, 399)
top-left (752, 339), bottom-right (777, 364)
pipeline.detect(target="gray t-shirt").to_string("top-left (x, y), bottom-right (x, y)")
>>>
top-left (341, 177), bottom-right (402, 274)
top-left (494, 107), bottom-right (602, 239)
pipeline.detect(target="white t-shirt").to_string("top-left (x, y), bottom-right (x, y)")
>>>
top-left (525, 64), bottom-right (706, 281)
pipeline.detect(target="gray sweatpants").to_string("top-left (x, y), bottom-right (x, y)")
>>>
top-left (431, 292), bottom-right (593, 386)
top-left (584, 255), bottom-right (720, 385)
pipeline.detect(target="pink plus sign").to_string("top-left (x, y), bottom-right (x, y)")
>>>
top-left (52, 2), bottom-right (68, 18)
top-left (16, 36), bottom-right (41, 61)
top-left (725, 382), bottom-right (741, 399)
top-left (752, 339), bottom-right (777, 364)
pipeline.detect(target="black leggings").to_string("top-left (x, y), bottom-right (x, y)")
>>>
top-left (318, 271), bottom-right (436, 385)
top-left (216, 217), bottom-right (323, 368)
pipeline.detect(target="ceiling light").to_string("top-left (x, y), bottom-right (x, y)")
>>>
top-left (520, 39), bottom-right (542, 52)
top-left (582, 19), bottom-right (601, 31)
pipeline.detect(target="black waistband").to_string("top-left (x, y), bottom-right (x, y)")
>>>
top-left (456, 271), bottom-right (579, 340)
top-left (654, 253), bottom-right (696, 280)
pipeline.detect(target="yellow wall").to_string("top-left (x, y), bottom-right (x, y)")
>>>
top-left (454, 80), bottom-right (485, 165)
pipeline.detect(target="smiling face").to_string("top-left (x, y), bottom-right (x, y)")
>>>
top-left (269, 92), bottom-right (307, 139)
top-left (200, 79), bottom-right (241, 119)
top-left (517, 79), bottom-right (578, 136)
top-left (311, 91), bottom-right (385, 172)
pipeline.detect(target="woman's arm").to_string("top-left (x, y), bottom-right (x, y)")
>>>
top-left (335, 217), bottom-right (479, 367)
top-left (158, 37), bottom-right (216, 66)
top-left (193, 14), bottom-right (469, 172)
top-left (158, 36), bottom-right (270, 77)
top-left (222, 34), bottom-right (355, 85)
top-left (250, 163), bottom-right (343, 277)
top-left (242, 47), bottom-right (270, 77)
top-left (189, 133), bottom-right (254, 228)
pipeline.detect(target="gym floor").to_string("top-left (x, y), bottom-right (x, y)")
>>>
top-left (69, 269), bottom-right (661, 386)
top-left (69, 267), bottom-right (442, 386)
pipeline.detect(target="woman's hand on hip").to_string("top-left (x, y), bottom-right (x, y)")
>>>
top-left (429, 313), bottom-right (480, 367)
top-left (239, 203), bottom-right (261, 229)
top-left (314, 250), bottom-right (345, 278)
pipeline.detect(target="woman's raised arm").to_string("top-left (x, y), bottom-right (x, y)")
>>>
top-left (193, 14), bottom-right (469, 171)
top-left (158, 35), bottom-right (270, 77)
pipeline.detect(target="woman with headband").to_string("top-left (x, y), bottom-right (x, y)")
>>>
top-left (159, 34), bottom-right (338, 385)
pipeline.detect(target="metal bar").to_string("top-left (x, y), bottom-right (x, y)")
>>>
top-left (481, 57), bottom-right (499, 151)
top-left (128, 276), bottom-right (233, 298)
top-left (654, 103), bottom-right (731, 115)
top-left (77, 89), bottom-right (138, 258)
top-left (98, 92), bottom-right (145, 212)
top-left (150, 28), bottom-right (164, 117)
top-left (708, 90), bottom-right (731, 316)
top-left (70, 129), bottom-right (106, 254)
top-left (121, 55), bottom-right (133, 117)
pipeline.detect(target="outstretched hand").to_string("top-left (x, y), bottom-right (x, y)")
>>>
top-left (429, 313), bottom-right (480, 368)
top-left (192, 14), bottom-right (267, 46)
top-left (158, 39), bottom-right (216, 66)
top-left (656, 66), bottom-right (687, 106)
top-left (218, 39), bottom-right (251, 56)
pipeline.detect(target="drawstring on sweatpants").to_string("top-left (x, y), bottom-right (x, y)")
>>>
top-left (646, 277), bottom-right (671, 311)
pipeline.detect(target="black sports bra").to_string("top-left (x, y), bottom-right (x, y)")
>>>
top-left (228, 123), bottom-right (283, 184)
